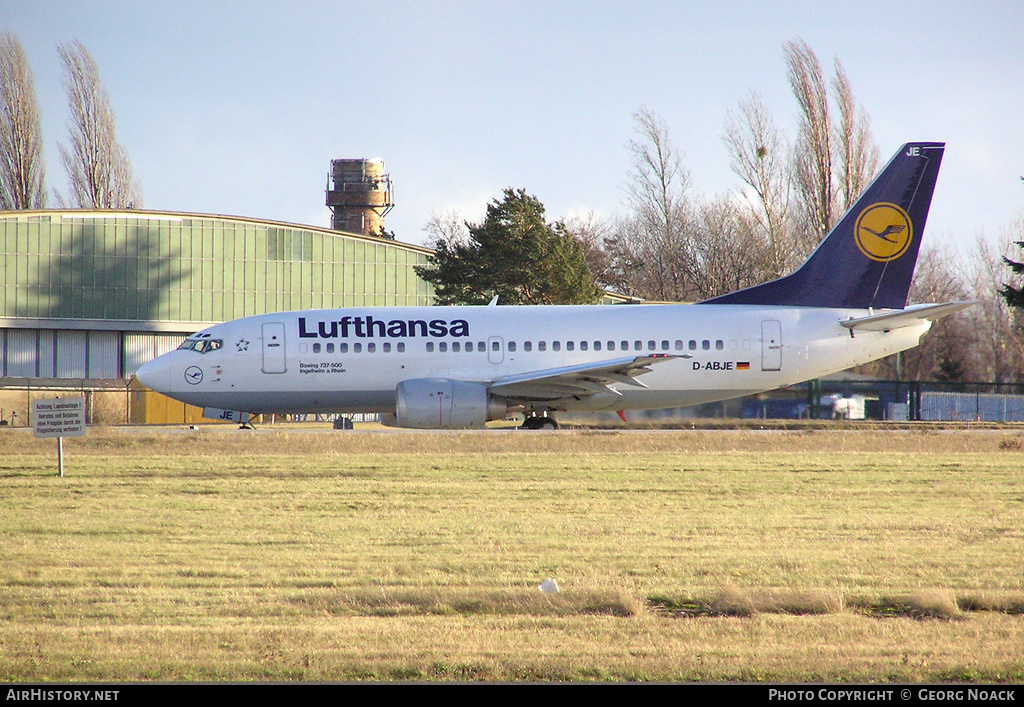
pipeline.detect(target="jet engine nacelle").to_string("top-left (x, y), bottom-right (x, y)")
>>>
top-left (386, 378), bottom-right (507, 429)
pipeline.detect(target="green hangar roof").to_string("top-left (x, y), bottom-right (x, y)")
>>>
top-left (0, 210), bottom-right (436, 332)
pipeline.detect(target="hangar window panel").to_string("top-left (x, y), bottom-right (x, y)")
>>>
top-left (212, 244), bottom-right (226, 297)
top-left (311, 233), bottom-right (324, 263)
top-left (351, 252), bottom-right (365, 296)
top-left (36, 226), bottom-right (52, 261)
top-left (171, 256), bottom-right (185, 321)
top-left (212, 225), bottom-right (225, 260)
top-left (201, 258), bottom-right (214, 313)
top-left (265, 264), bottom-right (279, 312)
top-left (23, 220), bottom-right (37, 252)
top-left (180, 227), bottom-right (192, 262)
top-left (220, 290), bottom-right (234, 322)
top-left (300, 273), bottom-right (313, 309)
top-left (312, 257), bottom-right (324, 301)
top-left (113, 222), bottom-right (126, 259)
top-left (113, 286), bottom-right (129, 323)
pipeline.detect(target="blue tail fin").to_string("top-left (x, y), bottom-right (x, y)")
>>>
top-left (703, 142), bottom-right (944, 309)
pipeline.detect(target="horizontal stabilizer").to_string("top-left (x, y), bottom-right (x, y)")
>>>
top-left (840, 301), bottom-right (979, 332)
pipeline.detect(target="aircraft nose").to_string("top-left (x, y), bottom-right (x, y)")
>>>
top-left (135, 355), bottom-right (170, 393)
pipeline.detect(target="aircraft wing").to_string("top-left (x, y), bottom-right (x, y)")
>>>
top-left (488, 354), bottom-right (680, 403)
top-left (840, 301), bottom-right (978, 332)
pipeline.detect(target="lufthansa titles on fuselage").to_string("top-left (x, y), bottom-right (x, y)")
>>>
top-left (298, 315), bottom-right (470, 340)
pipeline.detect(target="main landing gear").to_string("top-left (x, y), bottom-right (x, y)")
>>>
top-left (520, 414), bottom-right (559, 430)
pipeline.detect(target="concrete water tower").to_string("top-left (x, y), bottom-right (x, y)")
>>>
top-left (326, 159), bottom-right (394, 236)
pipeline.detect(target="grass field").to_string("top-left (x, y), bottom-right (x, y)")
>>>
top-left (1, 425), bottom-right (1023, 682)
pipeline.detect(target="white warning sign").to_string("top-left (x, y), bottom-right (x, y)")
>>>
top-left (32, 398), bottom-right (86, 439)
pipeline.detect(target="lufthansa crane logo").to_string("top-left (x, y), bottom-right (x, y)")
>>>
top-left (854, 202), bottom-right (913, 262)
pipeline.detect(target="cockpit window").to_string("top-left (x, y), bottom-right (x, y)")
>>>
top-left (177, 338), bottom-right (223, 353)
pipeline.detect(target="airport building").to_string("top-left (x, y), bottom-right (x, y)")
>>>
top-left (0, 208), bottom-right (434, 423)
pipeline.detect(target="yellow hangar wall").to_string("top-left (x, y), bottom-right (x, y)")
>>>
top-left (0, 210), bottom-right (436, 383)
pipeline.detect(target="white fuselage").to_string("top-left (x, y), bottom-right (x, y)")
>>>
top-left (136, 303), bottom-right (930, 416)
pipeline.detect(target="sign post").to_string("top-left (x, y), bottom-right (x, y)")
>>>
top-left (32, 397), bottom-right (86, 477)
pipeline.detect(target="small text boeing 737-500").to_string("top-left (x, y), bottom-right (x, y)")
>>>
top-left (136, 142), bottom-right (973, 429)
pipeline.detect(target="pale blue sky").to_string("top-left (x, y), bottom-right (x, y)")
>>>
top-left (4, 1), bottom-right (1023, 249)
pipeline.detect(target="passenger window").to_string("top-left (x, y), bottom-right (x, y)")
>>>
top-left (439, 342), bottom-right (448, 352)
top-left (354, 343), bottom-right (362, 353)
top-left (383, 342), bottom-right (392, 353)
top-left (426, 342), bottom-right (434, 352)
top-left (580, 341), bottom-right (588, 351)
top-left (492, 341), bottom-right (500, 351)
top-left (508, 341), bottom-right (517, 352)
top-left (340, 343), bottom-right (348, 353)
top-left (634, 341), bottom-right (642, 351)
top-left (313, 343), bottom-right (321, 353)
top-left (477, 341), bottom-right (486, 352)
top-left (327, 343), bottom-right (335, 353)
top-left (661, 340), bottom-right (669, 351)
top-left (647, 340), bottom-right (655, 350)
top-left (702, 340), bottom-right (710, 350)
top-left (621, 341), bottom-right (629, 350)
top-left (716, 340), bottom-right (724, 350)
top-left (539, 341), bottom-right (547, 352)
top-left (675, 340), bottom-right (683, 350)
top-left (566, 341), bottom-right (574, 351)
top-left (608, 341), bottom-right (616, 351)
top-left (453, 342), bottom-right (461, 352)
top-left (689, 340), bottom-right (697, 350)
top-left (524, 341), bottom-right (532, 352)
top-left (594, 341), bottom-right (601, 351)
top-left (397, 342), bottom-right (405, 353)
top-left (368, 343), bottom-right (376, 353)
top-left (552, 341), bottom-right (561, 351)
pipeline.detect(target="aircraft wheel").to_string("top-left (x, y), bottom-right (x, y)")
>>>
top-left (521, 415), bottom-right (559, 430)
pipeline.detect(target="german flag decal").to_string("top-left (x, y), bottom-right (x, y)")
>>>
top-left (736, 361), bottom-right (750, 370)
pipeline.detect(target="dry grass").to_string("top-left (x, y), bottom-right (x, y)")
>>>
top-left (1, 425), bottom-right (1023, 682)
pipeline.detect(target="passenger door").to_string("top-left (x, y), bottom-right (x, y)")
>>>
top-left (761, 320), bottom-right (782, 371)
top-left (262, 322), bottom-right (287, 374)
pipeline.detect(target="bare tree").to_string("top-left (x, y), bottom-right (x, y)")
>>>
top-left (0, 32), bottom-right (46, 209)
top-left (785, 39), bottom-right (833, 247)
top-left (832, 60), bottom-right (879, 212)
top-left (611, 107), bottom-right (696, 301)
top-left (422, 209), bottom-right (470, 249)
top-left (560, 211), bottom-right (616, 290)
top-left (967, 235), bottom-right (1024, 383)
top-left (58, 40), bottom-right (141, 209)
top-left (723, 90), bottom-right (795, 275)
top-left (784, 39), bottom-right (879, 247)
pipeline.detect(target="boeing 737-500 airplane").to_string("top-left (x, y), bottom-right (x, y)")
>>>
top-left (136, 142), bottom-right (974, 429)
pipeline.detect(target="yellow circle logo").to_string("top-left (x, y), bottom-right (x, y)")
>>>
top-left (854, 203), bottom-right (912, 262)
